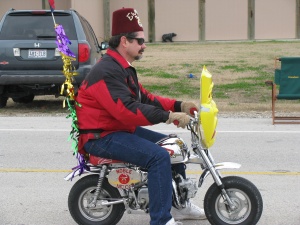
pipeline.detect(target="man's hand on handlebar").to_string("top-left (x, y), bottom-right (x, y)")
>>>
top-left (166, 112), bottom-right (190, 128)
top-left (181, 101), bottom-right (199, 117)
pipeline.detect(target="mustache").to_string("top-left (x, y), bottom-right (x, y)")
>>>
top-left (138, 49), bottom-right (144, 54)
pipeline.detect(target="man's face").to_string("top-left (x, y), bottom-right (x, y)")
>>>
top-left (126, 31), bottom-right (146, 62)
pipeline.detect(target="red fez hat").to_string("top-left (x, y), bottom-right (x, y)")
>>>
top-left (112, 8), bottom-right (143, 36)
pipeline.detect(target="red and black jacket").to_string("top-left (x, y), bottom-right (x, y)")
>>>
top-left (75, 48), bottom-right (182, 154)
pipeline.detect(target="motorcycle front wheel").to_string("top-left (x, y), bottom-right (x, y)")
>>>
top-left (204, 176), bottom-right (263, 225)
top-left (68, 175), bottom-right (125, 225)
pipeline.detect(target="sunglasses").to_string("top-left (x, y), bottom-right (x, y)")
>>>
top-left (129, 37), bottom-right (145, 45)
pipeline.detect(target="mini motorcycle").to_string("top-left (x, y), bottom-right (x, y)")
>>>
top-left (64, 67), bottom-right (263, 225)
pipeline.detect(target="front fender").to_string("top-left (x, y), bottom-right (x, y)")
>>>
top-left (198, 162), bottom-right (241, 187)
top-left (214, 162), bottom-right (241, 170)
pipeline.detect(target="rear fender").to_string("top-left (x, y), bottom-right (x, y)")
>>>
top-left (64, 167), bottom-right (100, 181)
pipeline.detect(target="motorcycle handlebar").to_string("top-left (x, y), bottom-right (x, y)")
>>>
top-left (173, 112), bottom-right (198, 127)
top-left (173, 109), bottom-right (198, 126)
top-left (190, 107), bottom-right (198, 116)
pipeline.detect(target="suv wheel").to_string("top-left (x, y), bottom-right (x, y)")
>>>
top-left (0, 95), bottom-right (8, 108)
top-left (12, 94), bottom-right (35, 104)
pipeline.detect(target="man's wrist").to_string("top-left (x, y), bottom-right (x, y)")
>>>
top-left (162, 111), bottom-right (170, 122)
top-left (174, 101), bottom-right (182, 112)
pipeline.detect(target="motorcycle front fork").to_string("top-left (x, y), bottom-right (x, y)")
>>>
top-left (195, 148), bottom-right (237, 210)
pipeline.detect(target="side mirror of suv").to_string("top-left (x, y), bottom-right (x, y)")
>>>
top-left (100, 42), bottom-right (109, 50)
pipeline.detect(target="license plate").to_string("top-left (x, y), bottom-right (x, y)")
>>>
top-left (28, 49), bottom-right (47, 58)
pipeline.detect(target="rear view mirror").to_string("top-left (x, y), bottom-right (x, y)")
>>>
top-left (100, 42), bottom-right (109, 50)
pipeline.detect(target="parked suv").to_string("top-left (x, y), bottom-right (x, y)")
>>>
top-left (0, 9), bottom-right (107, 108)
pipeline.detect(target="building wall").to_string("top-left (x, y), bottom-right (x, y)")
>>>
top-left (0, 0), bottom-right (70, 20)
top-left (155, 0), bottom-right (199, 42)
top-left (0, 0), bottom-right (42, 18)
top-left (0, 0), bottom-right (299, 42)
top-left (206, 0), bottom-right (248, 41)
top-left (71, 0), bottom-right (105, 41)
top-left (255, 0), bottom-right (296, 39)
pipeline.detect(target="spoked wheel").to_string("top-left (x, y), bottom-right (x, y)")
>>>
top-left (204, 176), bottom-right (263, 225)
top-left (68, 175), bottom-right (125, 225)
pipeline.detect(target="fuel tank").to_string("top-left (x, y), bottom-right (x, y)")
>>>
top-left (157, 134), bottom-right (189, 164)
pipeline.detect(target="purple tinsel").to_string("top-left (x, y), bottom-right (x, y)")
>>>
top-left (55, 24), bottom-right (76, 58)
top-left (70, 153), bottom-right (90, 180)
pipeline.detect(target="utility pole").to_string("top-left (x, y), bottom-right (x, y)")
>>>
top-left (103, 0), bottom-right (110, 41)
top-left (296, 0), bottom-right (300, 38)
top-left (199, 0), bottom-right (205, 41)
top-left (42, 0), bottom-right (46, 9)
top-left (148, 0), bottom-right (155, 43)
top-left (248, 0), bottom-right (255, 40)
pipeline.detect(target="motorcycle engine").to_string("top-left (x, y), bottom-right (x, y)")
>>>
top-left (137, 186), bottom-right (149, 209)
top-left (173, 175), bottom-right (198, 208)
top-left (157, 134), bottom-right (189, 164)
top-left (107, 167), bottom-right (142, 189)
top-left (178, 177), bottom-right (198, 199)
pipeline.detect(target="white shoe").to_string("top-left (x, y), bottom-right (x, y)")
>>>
top-left (165, 218), bottom-right (183, 225)
top-left (171, 202), bottom-right (206, 220)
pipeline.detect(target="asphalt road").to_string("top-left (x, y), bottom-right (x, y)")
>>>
top-left (0, 116), bottom-right (299, 225)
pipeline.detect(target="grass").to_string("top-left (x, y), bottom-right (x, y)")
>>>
top-left (132, 40), bottom-right (300, 113)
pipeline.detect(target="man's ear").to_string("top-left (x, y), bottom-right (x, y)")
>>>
top-left (120, 36), bottom-right (128, 48)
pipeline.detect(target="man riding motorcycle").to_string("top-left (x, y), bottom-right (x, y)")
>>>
top-left (75, 7), bottom-right (206, 225)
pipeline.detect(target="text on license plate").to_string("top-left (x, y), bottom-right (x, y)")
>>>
top-left (28, 49), bottom-right (47, 58)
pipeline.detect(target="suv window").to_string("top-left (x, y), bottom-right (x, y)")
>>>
top-left (78, 15), bottom-right (99, 52)
top-left (0, 12), bottom-right (77, 40)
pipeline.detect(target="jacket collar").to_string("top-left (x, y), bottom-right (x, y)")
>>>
top-left (107, 48), bottom-right (131, 69)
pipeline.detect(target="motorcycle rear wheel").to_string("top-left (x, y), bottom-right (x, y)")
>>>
top-left (68, 175), bottom-right (125, 225)
top-left (204, 176), bottom-right (263, 225)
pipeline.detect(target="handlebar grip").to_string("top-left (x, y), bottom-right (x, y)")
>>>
top-left (190, 107), bottom-right (198, 115)
top-left (173, 120), bottom-right (179, 126)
